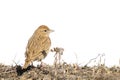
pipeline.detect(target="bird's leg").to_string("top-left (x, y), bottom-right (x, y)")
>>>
top-left (41, 61), bottom-right (44, 67)
top-left (31, 62), bottom-right (34, 67)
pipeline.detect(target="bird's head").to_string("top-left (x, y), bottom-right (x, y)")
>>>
top-left (36, 25), bottom-right (54, 37)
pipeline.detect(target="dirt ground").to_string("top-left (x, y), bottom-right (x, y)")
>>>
top-left (0, 63), bottom-right (120, 80)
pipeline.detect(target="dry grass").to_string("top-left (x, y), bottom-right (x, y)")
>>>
top-left (0, 63), bottom-right (120, 80)
top-left (0, 47), bottom-right (120, 80)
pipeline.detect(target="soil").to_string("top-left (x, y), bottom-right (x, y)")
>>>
top-left (0, 63), bottom-right (120, 80)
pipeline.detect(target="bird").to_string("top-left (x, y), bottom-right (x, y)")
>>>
top-left (23, 25), bottom-right (54, 69)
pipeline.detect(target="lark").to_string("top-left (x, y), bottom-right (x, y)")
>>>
top-left (23, 25), bottom-right (54, 69)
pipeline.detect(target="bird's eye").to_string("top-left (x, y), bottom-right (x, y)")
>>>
top-left (44, 30), bottom-right (47, 32)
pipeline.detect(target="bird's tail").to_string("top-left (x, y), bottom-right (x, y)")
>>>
top-left (23, 58), bottom-right (31, 69)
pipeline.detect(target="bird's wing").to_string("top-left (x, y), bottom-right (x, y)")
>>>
top-left (25, 35), bottom-right (51, 60)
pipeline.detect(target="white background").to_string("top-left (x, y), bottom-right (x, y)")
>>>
top-left (0, 0), bottom-right (120, 67)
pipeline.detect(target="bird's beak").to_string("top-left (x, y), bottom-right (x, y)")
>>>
top-left (50, 29), bottom-right (54, 32)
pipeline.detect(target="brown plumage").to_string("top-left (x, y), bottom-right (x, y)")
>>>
top-left (23, 25), bottom-right (54, 69)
